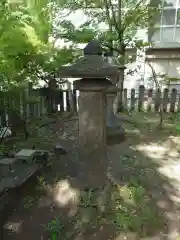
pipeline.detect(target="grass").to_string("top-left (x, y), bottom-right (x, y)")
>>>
top-left (22, 176), bottom-right (46, 209)
top-left (38, 181), bottom-right (165, 239)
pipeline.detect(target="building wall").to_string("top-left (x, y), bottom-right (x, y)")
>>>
top-left (124, 48), bottom-right (180, 92)
top-left (124, 0), bottom-right (180, 91)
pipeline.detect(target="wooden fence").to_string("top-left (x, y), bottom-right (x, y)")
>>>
top-left (39, 85), bottom-right (180, 114)
top-left (0, 85), bottom-right (180, 128)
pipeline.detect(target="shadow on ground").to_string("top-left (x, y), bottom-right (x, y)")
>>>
top-left (3, 145), bottom-right (180, 239)
top-left (3, 113), bottom-right (180, 239)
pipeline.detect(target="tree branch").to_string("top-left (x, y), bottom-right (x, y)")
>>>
top-left (101, 42), bottom-right (126, 55)
top-left (106, 0), bottom-right (119, 34)
top-left (122, 0), bottom-right (146, 32)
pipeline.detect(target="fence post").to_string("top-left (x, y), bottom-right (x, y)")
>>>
top-left (117, 89), bottom-right (123, 112)
top-left (177, 93), bottom-right (180, 112)
top-left (147, 89), bottom-right (153, 112)
top-left (170, 88), bottom-right (177, 113)
top-left (66, 90), bottom-right (70, 112)
top-left (19, 91), bottom-right (24, 119)
top-left (59, 90), bottom-right (64, 112)
top-left (154, 88), bottom-right (161, 112)
top-left (67, 81), bottom-right (74, 113)
top-left (0, 94), bottom-right (6, 126)
top-left (138, 85), bottom-right (145, 111)
top-left (162, 88), bottom-right (169, 112)
top-left (41, 97), bottom-right (45, 115)
top-left (130, 89), bottom-right (136, 112)
top-left (73, 89), bottom-right (77, 112)
top-left (123, 88), bottom-right (128, 110)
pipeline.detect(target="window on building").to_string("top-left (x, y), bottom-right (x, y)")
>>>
top-left (164, 0), bottom-right (177, 7)
top-left (162, 9), bottom-right (176, 25)
top-left (149, 28), bottom-right (161, 42)
top-left (175, 26), bottom-right (180, 41)
top-left (161, 27), bottom-right (175, 41)
top-left (149, 0), bottom-right (180, 44)
top-left (177, 8), bottom-right (180, 24)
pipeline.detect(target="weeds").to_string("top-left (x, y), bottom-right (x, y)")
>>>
top-left (23, 175), bottom-right (46, 209)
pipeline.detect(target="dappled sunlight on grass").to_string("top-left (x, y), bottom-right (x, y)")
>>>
top-left (134, 136), bottom-right (180, 161)
top-left (107, 183), bottom-right (166, 237)
top-left (133, 143), bottom-right (167, 160)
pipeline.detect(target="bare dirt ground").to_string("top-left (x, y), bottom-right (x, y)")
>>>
top-left (2, 112), bottom-right (180, 240)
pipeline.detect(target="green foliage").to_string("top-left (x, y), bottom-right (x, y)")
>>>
top-left (56, 0), bottom-right (158, 59)
top-left (0, 0), bottom-right (158, 90)
top-left (23, 175), bottom-right (46, 209)
top-left (0, 0), bottom-right (78, 90)
top-left (44, 217), bottom-right (65, 240)
top-left (170, 112), bottom-right (180, 134)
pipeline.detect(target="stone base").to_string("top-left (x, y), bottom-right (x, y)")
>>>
top-left (107, 126), bottom-right (126, 145)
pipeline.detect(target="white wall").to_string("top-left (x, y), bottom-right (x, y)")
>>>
top-left (124, 50), bottom-right (180, 93)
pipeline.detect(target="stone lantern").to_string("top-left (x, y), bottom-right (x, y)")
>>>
top-left (59, 40), bottom-right (121, 188)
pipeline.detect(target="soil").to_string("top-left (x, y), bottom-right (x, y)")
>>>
top-left (2, 112), bottom-right (180, 239)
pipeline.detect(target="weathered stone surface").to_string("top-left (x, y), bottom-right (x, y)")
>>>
top-left (83, 40), bottom-right (102, 56)
top-left (0, 158), bottom-right (17, 165)
top-left (0, 164), bottom-right (39, 189)
top-left (15, 149), bottom-right (37, 164)
top-left (77, 84), bottom-right (108, 188)
top-left (59, 55), bottom-right (119, 78)
top-left (15, 149), bottom-right (36, 158)
top-left (33, 150), bottom-right (49, 165)
top-left (59, 41), bottom-right (120, 79)
top-left (0, 158), bottom-right (17, 178)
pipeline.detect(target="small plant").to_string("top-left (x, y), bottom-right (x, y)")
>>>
top-left (23, 196), bottom-right (35, 209)
top-left (44, 217), bottom-right (64, 240)
top-left (109, 183), bottom-right (161, 236)
top-left (35, 176), bottom-right (46, 191)
top-left (80, 189), bottom-right (94, 207)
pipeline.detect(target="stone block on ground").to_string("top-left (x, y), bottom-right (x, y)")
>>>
top-left (0, 158), bottom-right (17, 165)
top-left (0, 164), bottom-right (39, 189)
top-left (32, 150), bottom-right (49, 165)
top-left (107, 126), bottom-right (126, 145)
top-left (54, 144), bottom-right (67, 155)
top-left (15, 149), bottom-right (37, 163)
top-left (0, 158), bottom-right (17, 179)
top-left (0, 151), bottom-right (15, 158)
top-left (15, 149), bottom-right (49, 165)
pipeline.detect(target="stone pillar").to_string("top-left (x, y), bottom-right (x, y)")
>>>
top-left (76, 80), bottom-right (108, 189)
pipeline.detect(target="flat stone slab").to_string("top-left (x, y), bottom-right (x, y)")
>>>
top-left (15, 149), bottom-right (36, 159)
top-left (0, 158), bottom-right (17, 165)
top-left (32, 150), bottom-right (49, 165)
top-left (0, 164), bottom-right (39, 190)
top-left (14, 149), bottom-right (49, 164)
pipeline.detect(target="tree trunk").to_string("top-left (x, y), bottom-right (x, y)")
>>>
top-left (114, 44), bottom-right (125, 113)
top-left (117, 68), bottom-right (125, 112)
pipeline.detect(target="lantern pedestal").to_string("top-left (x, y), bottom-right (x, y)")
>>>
top-left (74, 79), bottom-right (109, 189)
